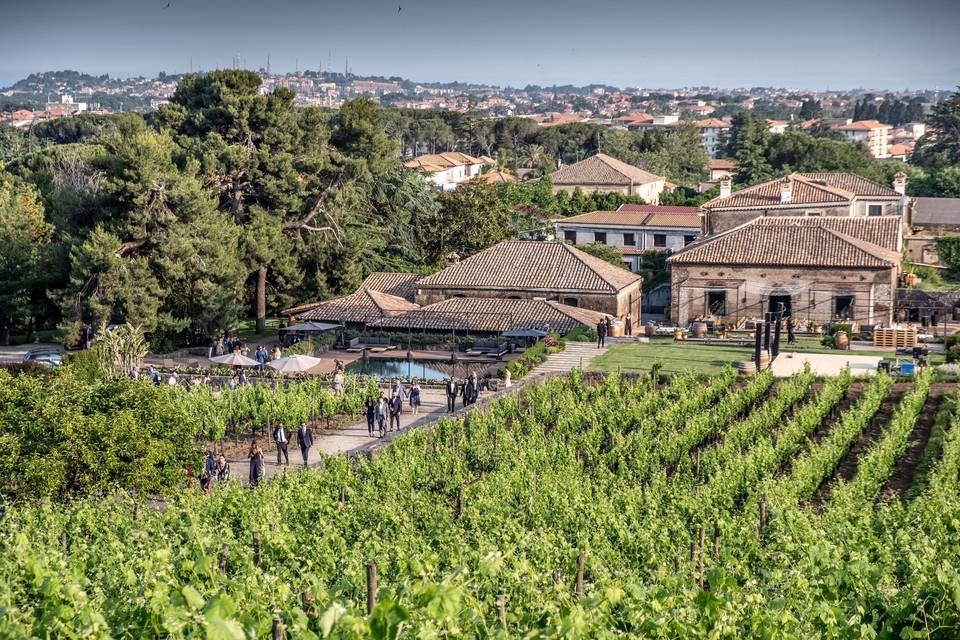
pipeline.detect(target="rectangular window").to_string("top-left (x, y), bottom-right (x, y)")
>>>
top-left (805, 210), bottom-right (824, 217)
top-left (834, 295), bottom-right (855, 319)
top-left (654, 233), bottom-right (667, 247)
top-left (594, 231), bottom-right (607, 244)
top-left (623, 232), bottom-right (636, 246)
top-left (562, 297), bottom-right (578, 307)
top-left (684, 235), bottom-right (695, 245)
top-left (868, 204), bottom-right (883, 216)
top-left (563, 230), bottom-right (576, 244)
top-left (707, 291), bottom-right (727, 316)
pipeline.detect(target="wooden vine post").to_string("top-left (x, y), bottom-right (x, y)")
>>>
top-left (495, 594), bottom-right (506, 628)
top-left (302, 590), bottom-right (317, 618)
top-left (252, 532), bottom-right (261, 567)
top-left (712, 521), bottom-right (721, 560)
top-left (272, 617), bottom-right (286, 640)
top-left (366, 563), bottom-right (378, 614)
top-left (575, 551), bottom-right (585, 598)
top-left (697, 526), bottom-right (705, 589)
top-left (219, 544), bottom-right (229, 574)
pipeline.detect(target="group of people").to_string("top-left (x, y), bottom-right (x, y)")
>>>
top-left (445, 371), bottom-right (482, 412)
top-left (365, 379), bottom-right (423, 437)
top-left (244, 420), bottom-right (316, 488)
top-left (595, 313), bottom-right (633, 348)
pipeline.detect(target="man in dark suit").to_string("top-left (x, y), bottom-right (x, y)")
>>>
top-left (596, 319), bottom-right (607, 348)
top-left (273, 422), bottom-right (290, 466)
top-left (296, 422), bottom-right (313, 467)
top-left (464, 371), bottom-right (480, 406)
top-left (446, 377), bottom-right (458, 412)
top-left (388, 392), bottom-right (403, 431)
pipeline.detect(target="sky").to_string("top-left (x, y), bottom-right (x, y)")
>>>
top-left (1, 0), bottom-right (958, 90)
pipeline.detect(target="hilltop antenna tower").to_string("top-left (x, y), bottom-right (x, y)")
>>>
top-left (267, 53), bottom-right (271, 76)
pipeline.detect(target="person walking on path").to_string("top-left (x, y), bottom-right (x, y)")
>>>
top-left (464, 371), bottom-right (481, 406)
top-left (375, 393), bottom-right (388, 437)
top-left (255, 346), bottom-right (268, 373)
top-left (273, 421), bottom-right (291, 466)
top-left (409, 379), bottom-right (422, 415)
top-left (446, 377), bottom-right (458, 413)
top-left (388, 391), bottom-right (402, 431)
top-left (625, 313), bottom-right (633, 337)
top-left (248, 442), bottom-right (264, 488)
top-left (202, 451), bottom-right (218, 494)
top-left (365, 396), bottom-right (377, 436)
top-left (216, 454), bottom-right (231, 485)
top-left (296, 422), bottom-right (314, 467)
top-left (333, 370), bottom-right (345, 397)
top-left (391, 379), bottom-right (406, 408)
top-left (596, 319), bottom-right (607, 348)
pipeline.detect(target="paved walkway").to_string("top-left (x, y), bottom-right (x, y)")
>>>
top-left (531, 341), bottom-right (609, 375)
top-left (229, 387), bottom-right (459, 481)
top-left (770, 351), bottom-right (884, 377)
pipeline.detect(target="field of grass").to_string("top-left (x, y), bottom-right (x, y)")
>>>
top-left (590, 336), bottom-right (943, 375)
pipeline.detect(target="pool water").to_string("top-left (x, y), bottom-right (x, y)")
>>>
top-left (345, 358), bottom-right (450, 382)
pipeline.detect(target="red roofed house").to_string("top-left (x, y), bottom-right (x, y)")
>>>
top-left (550, 153), bottom-right (667, 204)
top-left (667, 216), bottom-right (902, 326)
top-left (835, 119), bottom-right (892, 159)
top-left (554, 205), bottom-right (701, 271)
top-left (701, 172), bottom-right (908, 234)
top-left (404, 152), bottom-right (486, 191)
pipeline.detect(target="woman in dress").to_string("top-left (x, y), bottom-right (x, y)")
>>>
top-left (409, 379), bottom-right (422, 415)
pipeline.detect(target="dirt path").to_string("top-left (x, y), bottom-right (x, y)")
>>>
top-left (878, 382), bottom-right (954, 501)
top-left (809, 382), bottom-right (910, 506)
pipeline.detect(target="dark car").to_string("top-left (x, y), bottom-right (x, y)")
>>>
top-left (23, 347), bottom-right (64, 368)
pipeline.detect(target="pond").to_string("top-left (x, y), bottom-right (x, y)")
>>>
top-left (345, 357), bottom-right (451, 382)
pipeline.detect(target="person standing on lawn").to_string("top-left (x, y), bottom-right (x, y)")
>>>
top-left (389, 391), bottom-right (403, 431)
top-left (248, 442), bottom-right (264, 488)
top-left (273, 421), bottom-right (290, 466)
top-left (296, 422), bottom-right (313, 467)
top-left (446, 377), bottom-right (458, 412)
top-left (409, 379), bottom-right (422, 415)
top-left (365, 396), bottom-right (377, 436)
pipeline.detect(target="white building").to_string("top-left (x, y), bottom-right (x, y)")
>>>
top-left (403, 152), bottom-right (486, 191)
top-left (836, 120), bottom-right (892, 159)
top-left (554, 204), bottom-right (701, 271)
top-left (694, 118), bottom-right (730, 158)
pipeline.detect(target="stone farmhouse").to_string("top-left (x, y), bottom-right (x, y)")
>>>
top-left (702, 172), bottom-right (908, 234)
top-left (667, 216), bottom-right (902, 326)
top-left (549, 153), bottom-right (667, 204)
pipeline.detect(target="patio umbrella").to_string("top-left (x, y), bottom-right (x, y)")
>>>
top-left (267, 354), bottom-right (323, 373)
top-left (209, 353), bottom-right (259, 367)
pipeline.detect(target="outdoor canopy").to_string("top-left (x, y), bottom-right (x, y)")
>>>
top-left (209, 353), bottom-right (259, 367)
top-left (267, 354), bottom-right (323, 373)
top-left (501, 328), bottom-right (549, 338)
top-left (280, 322), bottom-right (341, 333)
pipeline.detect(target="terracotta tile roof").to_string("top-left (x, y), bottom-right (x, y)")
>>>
top-left (887, 143), bottom-right (913, 156)
top-left (559, 209), bottom-right (700, 229)
top-left (360, 272), bottom-right (421, 301)
top-left (617, 204), bottom-right (699, 214)
top-left (910, 198), bottom-right (960, 227)
top-left (702, 172), bottom-right (899, 210)
top-left (299, 288), bottom-right (419, 324)
top-left (708, 159), bottom-right (736, 171)
top-left (416, 240), bottom-right (642, 294)
top-left (694, 118), bottom-right (729, 128)
top-left (838, 119), bottom-right (891, 131)
top-left (370, 297), bottom-right (607, 333)
top-left (404, 152), bottom-right (483, 172)
top-left (667, 216), bottom-right (901, 268)
top-left (550, 153), bottom-right (664, 187)
top-left (476, 170), bottom-right (517, 184)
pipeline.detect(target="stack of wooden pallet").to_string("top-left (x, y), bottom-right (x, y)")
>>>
top-left (872, 327), bottom-right (917, 349)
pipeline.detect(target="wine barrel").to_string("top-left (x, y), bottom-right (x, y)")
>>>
top-left (834, 331), bottom-right (849, 350)
top-left (736, 360), bottom-right (757, 376)
top-left (691, 322), bottom-right (708, 338)
top-left (758, 352), bottom-right (771, 367)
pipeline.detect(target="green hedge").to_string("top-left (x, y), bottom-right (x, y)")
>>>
top-left (500, 335), bottom-right (565, 380)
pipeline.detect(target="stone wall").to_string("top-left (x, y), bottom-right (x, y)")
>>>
top-left (670, 264), bottom-right (896, 326)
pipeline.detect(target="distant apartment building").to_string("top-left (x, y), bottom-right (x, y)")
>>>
top-left (836, 119), bottom-right (892, 158)
top-left (403, 152), bottom-right (486, 190)
top-left (555, 204), bottom-right (701, 271)
top-left (549, 153), bottom-right (667, 204)
top-left (351, 80), bottom-right (403, 96)
top-left (766, 119), bottom-right (789, 134)
top-left (694, 118), bottom-right (730, 158)
top-left (632, 114), bottom-right (681, 131)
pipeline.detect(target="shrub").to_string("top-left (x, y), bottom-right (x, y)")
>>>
top-left (565, 325), bottom-right (597, 343)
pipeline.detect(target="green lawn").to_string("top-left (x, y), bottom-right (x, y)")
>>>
top-left (590, 336), bottom-right (944, 376)
top-left (233, 317), bottom-right (282, 343)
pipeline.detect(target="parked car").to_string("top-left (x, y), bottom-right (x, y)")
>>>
top-left (23, 347), bottom-right (64, 368)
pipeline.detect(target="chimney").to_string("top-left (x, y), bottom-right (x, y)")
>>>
top-left (892, 171), bottom-right (907, 195)
top-left (779, 177), bottom-right (793, 203)
top-left (719, 177), bottom-right (732, 198)
top-left (445, 251), bottom-right (460, 267)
